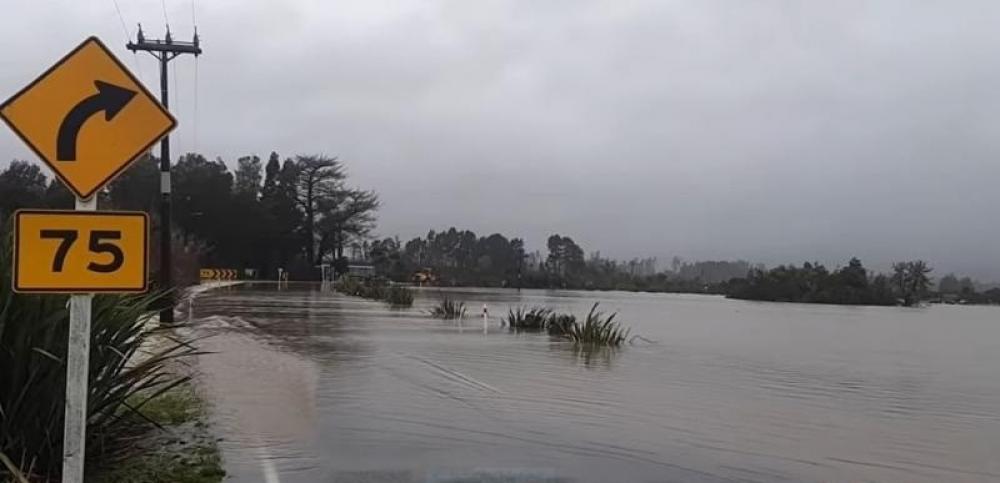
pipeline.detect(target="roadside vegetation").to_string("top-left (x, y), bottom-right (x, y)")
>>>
top-left (91, 383), bottom-right (225, 483)
top-left (429, 297), bottom-right (467, 319)
top-left (334, 277), bottom-right (414, 307)
top-left (0, 232), bottom-right (221, 482)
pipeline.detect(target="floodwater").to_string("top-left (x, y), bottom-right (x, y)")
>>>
top-left (186, 283), bottom-right (1000, 482)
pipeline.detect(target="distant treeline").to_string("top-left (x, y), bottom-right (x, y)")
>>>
top-left (366, 230), bottom-right (746, 293)
top-left (725, 258), bottom-right (1000, 306)
top-left (725, 258), bottom-right (901, 305)
top-left (5, 157), bottom-right (997, 306)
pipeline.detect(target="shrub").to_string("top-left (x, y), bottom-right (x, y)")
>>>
top-left (562, 303), bottom-right (630, 346)
top-left (335, 277), bottom-right (413, 307)
top-left (0, 232), bottom-right (196, 480)
top-left (384, 286), bottom-right (414, 307)
top-left (429, 296), bottom-right (466, 319)
top-left (546, 313), bottom-right (577, 336)
top-left (504, 307), bottom-right (553, 330)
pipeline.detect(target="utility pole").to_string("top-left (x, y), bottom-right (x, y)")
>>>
top-left (127, 25), bottom-right (201, 323)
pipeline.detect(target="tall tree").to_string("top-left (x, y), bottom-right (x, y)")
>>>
top-left (261, 152), bottom-right (281, 199)
top-left (316, 188), bottom-right (379, 266)
top-left (293, 155), bottom-right (344, 265)
top-left (234, 155), bottom-right (263, 200)
top-left (891, 260), bottom-right (932, 306)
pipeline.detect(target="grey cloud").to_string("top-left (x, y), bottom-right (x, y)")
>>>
top-left (3, 0), bottom-right (1000, 278)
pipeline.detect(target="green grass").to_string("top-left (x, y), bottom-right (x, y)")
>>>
top-left (429, 296), bottom-right (467, 319)
top-left (134, 385), bottom-right (202, 426)
top-left (92, 443), bottom-right (224, 483)
top-left (91, 382), bottom-right (225, 483)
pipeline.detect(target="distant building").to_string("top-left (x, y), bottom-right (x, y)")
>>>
top-left (347, 263), bottom-right (375, 278)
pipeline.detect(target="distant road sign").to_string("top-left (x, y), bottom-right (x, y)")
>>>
top-left (0, 37), bottom-right (175, 199)
top-left (13, 210), bottom-right (148, 293)
top-left (200, 268), bottom-right (239, 281)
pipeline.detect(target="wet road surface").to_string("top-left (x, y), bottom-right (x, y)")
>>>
top-left (186, 283), bottom-right (1000, 482)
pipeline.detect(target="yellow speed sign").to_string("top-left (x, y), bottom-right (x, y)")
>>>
top-left (13, 210), bottom-right (148, 293)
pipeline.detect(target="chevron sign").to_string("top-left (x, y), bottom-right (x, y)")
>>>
top-left (199, 268), bottom-right (239, 281)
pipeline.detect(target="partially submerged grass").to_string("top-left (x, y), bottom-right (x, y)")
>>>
top-left (500, 303), bottom-right (632, 346)
top-left (505, 307), bottom-right (553, 330)
top-left (91, 382), bottom-right (224, 483)
top-left (429, 296), bottom-right (467, 319)
top-left (384, 286), bottom-right (415, 307)
top-left (562, 303), bottom-right (630, 346)
top-left (546, 313), bottom-right (577, 336)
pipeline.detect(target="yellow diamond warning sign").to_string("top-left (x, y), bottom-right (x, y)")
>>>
top-left (0, 37), bottom-right (175, 200)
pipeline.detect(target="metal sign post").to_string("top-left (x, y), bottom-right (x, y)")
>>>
top-left (62, 197), bottom-right (95, 483)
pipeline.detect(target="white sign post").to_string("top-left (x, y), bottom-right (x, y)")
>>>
top-left (62, 196), bottom-right (95, 483)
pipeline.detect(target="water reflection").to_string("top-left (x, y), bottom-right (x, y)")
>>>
top-left (561, 344), bottom-right (619, 369)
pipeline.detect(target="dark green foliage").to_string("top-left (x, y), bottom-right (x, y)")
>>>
top-left (891, 260), bottom-right (932, 306)
top-left (429, 297), bottom-right (467, 319)
top-left (726, 257), bottom-right (902, 306)
top-left (504, 307), bottom-right (553, 330)
top-left (334, 277), bottom-right (384, 299)
top-left (0, 232), bottom-right (196, 481)
top-left (546, 313), bottom-right (577, 336)
top-left (334, 277), bottom-right (413, 307)
top-left (561, 304), bottom-right (630, 346)
top-left (0, 153), bottom-right (379, 283)
top-left (384, 286), bottom-right (414, 307)
top-left (500, 303), bottom-right (632, 345)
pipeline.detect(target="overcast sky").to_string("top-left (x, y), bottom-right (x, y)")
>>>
top-left (3, 0), bottom-right (1000, 279)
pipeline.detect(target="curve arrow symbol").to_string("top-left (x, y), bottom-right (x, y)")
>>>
top-left (56, 80), bottom-right (137, 161)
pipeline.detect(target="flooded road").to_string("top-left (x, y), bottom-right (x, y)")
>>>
top-left (187, 283), bottom-right (1000, 482)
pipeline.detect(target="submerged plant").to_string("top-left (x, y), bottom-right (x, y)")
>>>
top-left (336, 277), bottom-right (413, 307)
top-left (384, 286), bottom-right (414, 307)
top-left (546, 313), bottom-right (577, 336)
top-left (562, 303), bottom-right (630, 347)
top-left (429, 296), bottom-right (467, 319)
top-left (504, 307), bottom-right (553, 330)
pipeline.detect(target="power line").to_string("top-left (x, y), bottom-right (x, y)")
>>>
top-left (111, 0), bottom-right (130, 38)
top-left (193, 56), bottom-right (200, 154)
top-left (161, 0), bottom-right (171, 27)
top-left (110, 0), bottom-right (146, 82)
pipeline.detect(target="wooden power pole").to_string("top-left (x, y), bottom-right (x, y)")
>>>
top-left (127, 25), bottom-right (201, 323)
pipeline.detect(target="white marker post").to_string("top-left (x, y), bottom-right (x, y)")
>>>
top-left (62, 196), bottom-right (95, 483)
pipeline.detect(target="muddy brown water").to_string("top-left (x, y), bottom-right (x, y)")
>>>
top-left (186, 283), bottom-right (1000, 483)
